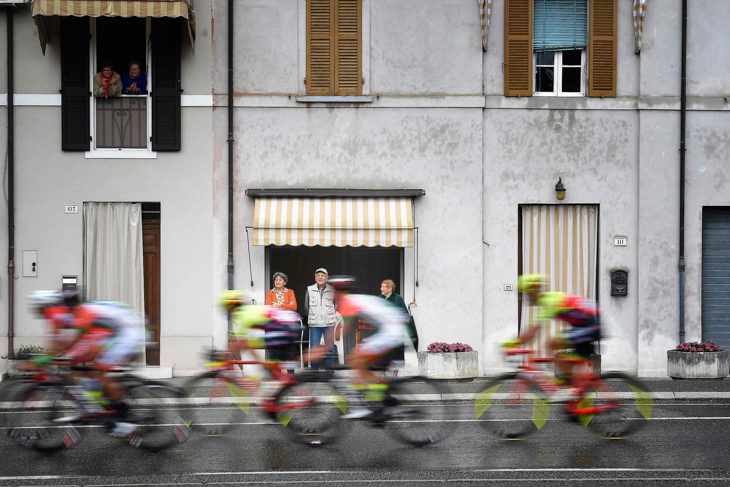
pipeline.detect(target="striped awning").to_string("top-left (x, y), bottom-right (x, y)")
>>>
top-left (253, 197), bottom-right (414, 247)
top-left (633, 0), bottom-right (648, 54)
top-left (32, 0), bottom-right (196, 54)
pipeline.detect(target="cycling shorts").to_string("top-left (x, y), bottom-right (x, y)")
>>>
top-left (357, 323), bottom-right (405, 358)
top-left (95, 325), bottom-right (146, 369)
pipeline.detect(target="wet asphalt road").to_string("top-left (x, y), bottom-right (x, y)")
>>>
top-left (1, 402), bottom-right (730, 486)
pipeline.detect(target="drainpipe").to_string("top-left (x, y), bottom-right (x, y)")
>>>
top-left (678, 0), bottom-right (687, 344)
top-left (6, 7), bottom-right (15, 353)
top-left (227, 0), bottom-right (234, 293)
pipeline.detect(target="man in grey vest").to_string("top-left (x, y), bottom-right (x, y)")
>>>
top-left (304, 268), bottom-right (336, 370)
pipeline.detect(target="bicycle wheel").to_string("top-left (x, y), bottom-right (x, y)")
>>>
top-left (474, 373), bottom-right (550, 440)
top-left (8, 383), bottom-right (82, 452)
top-left (383, 376), bottom-right (454, 447)
top-left (124, 383), bottom-right (190, 452)
top-left (274, 374), bottom-right (345, 446)
top-left (577, 372), bottom-right (653, 439)
top-left (181, 371), bottom-right (250, 436)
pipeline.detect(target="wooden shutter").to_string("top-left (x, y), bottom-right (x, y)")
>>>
top-left (152, 18), bottom-right (182, 151)
top-left (307, 0), bottom-right (361, 96)
top-left (504, 0), bottom-right (532, 96)
top-left (335, 0), bottom-right (361, 95)
top-left (61, 17), bottom-right (90, 152)
top-left (307, 0), bottom-right (334, 95)
top-left (588, 0), bottom-right (617, 97)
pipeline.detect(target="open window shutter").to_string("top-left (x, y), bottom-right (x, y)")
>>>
top-left (504, 0), bottom-right (532, 96)
top-left (588, 0), bottom-right (617, 97)
top-left (61, 17), bottom-right (90, 152)
top-left (307, 0), bottom-right (334, 95)
top-left (335, 0), bottom-right (361, 96)
top-left (152, 18), bottom-right (182, 151)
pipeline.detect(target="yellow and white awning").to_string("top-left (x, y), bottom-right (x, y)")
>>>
top-left (32, 0), bottom-right (196, 54)
top-left (253, 197), bottom-right (414, 247)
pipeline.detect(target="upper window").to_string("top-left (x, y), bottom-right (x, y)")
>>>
top-left (61, 16), bottom-right (182, 154)
top-left (93, 17), bottom-right (150, 150)
top-left (504, 0), bottom-right (617, 98)
top-left (306, 0), bottom-right (362, 96)
top-left (533, 0), bottom-right (587, 96)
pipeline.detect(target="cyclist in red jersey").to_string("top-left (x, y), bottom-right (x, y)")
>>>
top-left (326, 276), bottom-right (409, 419)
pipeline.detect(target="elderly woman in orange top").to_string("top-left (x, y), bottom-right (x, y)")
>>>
top-left (265, 272), bottom-right (297, 311)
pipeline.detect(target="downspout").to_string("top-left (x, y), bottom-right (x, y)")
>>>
top-left (6, 7), bottom-right (15, 353)
top-left (678, 0), bottom-right (687, 343)
top-left (227, 0), bottom-right (234, 295)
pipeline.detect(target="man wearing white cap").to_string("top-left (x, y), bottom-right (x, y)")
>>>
top-left (304, 268), bottom-right (336, 370)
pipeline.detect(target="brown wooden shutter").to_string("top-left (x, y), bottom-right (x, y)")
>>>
top-left (335, 0), bottom-right (361, 95)
top-left (504, 0), bottom-right (532, 96)
top-left (589, 0), bottom-right (617, 97)
top-left (307, 0), bottom-right (334, 95)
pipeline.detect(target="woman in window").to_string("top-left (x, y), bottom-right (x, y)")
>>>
top-left (93, 61), bottom-right (122, 99)
top-left (122, 60), bottom-right (147, 95)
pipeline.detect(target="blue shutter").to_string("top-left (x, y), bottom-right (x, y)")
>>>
top-left (533, 0), bottom-right (587, 52)
top-left (702, 208), bottom-right (730, 354)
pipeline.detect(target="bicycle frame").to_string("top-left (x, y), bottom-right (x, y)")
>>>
top-left (506, 349), bottom-right (621, 416)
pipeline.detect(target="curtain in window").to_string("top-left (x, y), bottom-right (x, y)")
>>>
top-left (479, 1), bottom-right (493, 52)
top-left (533, 0), bottom-right (588, 52)
top-left (633, 0), bottom-right (648, 54)
top-left (520, 205), bottom-right (598, 358)
top-left (83, 202), bottom-right (145, 315)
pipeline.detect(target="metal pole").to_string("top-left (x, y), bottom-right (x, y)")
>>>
top-left (227, 0), bottom-right (234, 293)
top-left (678, 0), bottom-right (687, 344)
top-left (6, 7), bottom-right (15, 353)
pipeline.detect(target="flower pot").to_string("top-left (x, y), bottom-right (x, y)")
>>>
top-left (667, 350), bottom-right (730, 379)
top-left (417, 351), bottom-right (478, 380)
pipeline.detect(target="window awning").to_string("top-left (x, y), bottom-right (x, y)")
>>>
top-left (252, 197), bottom-right (414, 248)
top-left (32, 0), bottom-right (196, 54)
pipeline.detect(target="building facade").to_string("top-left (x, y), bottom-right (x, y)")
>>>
top-left (2, 0), bottom-right (729, 377)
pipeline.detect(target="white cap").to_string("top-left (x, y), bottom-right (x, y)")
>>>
top-left (315, 268), bottom-right (328, 275)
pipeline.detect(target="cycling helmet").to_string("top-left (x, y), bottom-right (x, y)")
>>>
top-left (219, 290), bottom-right (246, 310)
top-left (517, 274), bottom-right (546, 293)
top-left (327, 275), bottom-right (356, 291)
top-left (27, 290), bottom-right (63, 311)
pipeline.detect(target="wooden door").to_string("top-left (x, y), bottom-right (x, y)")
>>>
top-left (143, 220), bottom-right (161, 365)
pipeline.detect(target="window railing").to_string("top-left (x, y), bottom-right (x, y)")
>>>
top-left (95, 96), bottom-right (147, 149)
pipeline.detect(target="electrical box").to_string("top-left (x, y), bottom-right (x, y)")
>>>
top-left (22, 250), bottom-right (38, 277)
top-left (62, 275), bottom-right (77, 292)
top-left (611, 270), bottom-right (628, 296)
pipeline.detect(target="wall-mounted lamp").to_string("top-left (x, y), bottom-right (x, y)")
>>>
top-left (555, 177), bottom-right (566, 201)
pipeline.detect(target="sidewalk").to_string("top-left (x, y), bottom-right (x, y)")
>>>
top-left (3, 374), bottom-right (730, 407)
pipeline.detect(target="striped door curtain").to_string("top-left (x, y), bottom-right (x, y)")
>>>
top-left (520, 205), bottom-right (598, 358)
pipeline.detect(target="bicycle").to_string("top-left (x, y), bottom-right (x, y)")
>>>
top-left (474, 348), bottom-right (653, 440)
top-left (273, 352), bottom-right (455, 447)
top-left (5, 358), bottom-right (190, 452)
top-left (181, 350), bottom-right (322, 438)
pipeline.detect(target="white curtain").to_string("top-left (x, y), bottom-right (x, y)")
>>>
top-left (520, 205), bottom-right (598, 357)
top-left (83, 202), bottom-right (145, 315)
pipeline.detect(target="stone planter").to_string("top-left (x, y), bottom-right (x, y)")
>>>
top-left (667, 350), bottom-right (730, 379)
top-left (417, 351), bottom-right (478, 380)
top-left (4, 360), bottom-right (33, 377)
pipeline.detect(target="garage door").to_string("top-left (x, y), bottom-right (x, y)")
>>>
top-left (702, 207), bottom-right (730, 350)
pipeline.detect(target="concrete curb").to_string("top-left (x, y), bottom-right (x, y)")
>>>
top-left (3, 391), bottom-right (730, 410)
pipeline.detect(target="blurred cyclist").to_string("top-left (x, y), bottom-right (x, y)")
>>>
top-left (507, 274), bottom-right (601, 398)
top-left (219, 290), bottom-right (301, 380)
top-left (324, 276), bottom-right (409, 419)
top-left (26, 290), bottom-right (146, 437)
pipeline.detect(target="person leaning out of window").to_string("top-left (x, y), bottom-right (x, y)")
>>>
top-left (122, 59), bottom-right (147, 95)
top-left (93, 61), bottom-right (122, 99)
top-left (265, 272), bottom-right (297, 311)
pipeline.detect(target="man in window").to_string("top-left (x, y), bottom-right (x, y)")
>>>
top-left (93, 61), bottom-right (122, 99)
